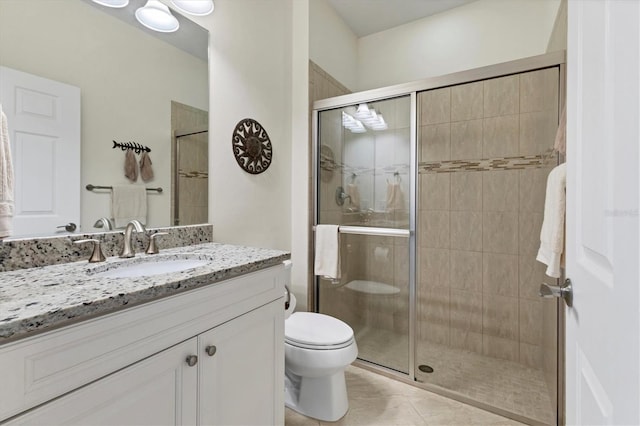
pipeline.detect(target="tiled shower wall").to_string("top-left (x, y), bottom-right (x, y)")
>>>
top-left (171, 101), bottom-right (209, 226)
top-left (417, 67), bottom-right (559, 368)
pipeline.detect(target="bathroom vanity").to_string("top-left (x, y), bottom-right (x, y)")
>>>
top-left (0, 243), bottom-right (290, 425)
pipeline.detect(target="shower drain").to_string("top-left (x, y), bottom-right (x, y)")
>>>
top-left (418, 364), bottom-right (434, 373)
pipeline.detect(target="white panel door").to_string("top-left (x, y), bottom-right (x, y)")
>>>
top-left (566, 1), bottom-right (639, 424)
top-left (6, 338), bottom-right (198, 425)
top-left (0, 66), bottom-right (80, 236)
top-left (198, 300), bottom-right (285, 425)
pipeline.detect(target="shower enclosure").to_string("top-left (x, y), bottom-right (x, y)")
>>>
top-left (313, 52), bottom-right (564, 425)
top-left (171, 101), bottom-right (209, 226)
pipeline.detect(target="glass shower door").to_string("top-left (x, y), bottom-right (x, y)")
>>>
top-left (316, 96), bottom-right (412, 373)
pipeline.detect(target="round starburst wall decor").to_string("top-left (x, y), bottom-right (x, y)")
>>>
top-left (231, 118), bottom-right (273, 174)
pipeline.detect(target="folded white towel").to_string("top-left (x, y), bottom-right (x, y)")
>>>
top-left (111, 185), bottom-right (147, 228)
top-left (0, 104), bottom-right (14, 239)
top-left (536, 163), bottom-right (566, 278)
top-left (314, 224), bottom-right (341, 280)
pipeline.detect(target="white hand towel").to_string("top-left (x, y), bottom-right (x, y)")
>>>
top-left (536, 164), bottom-right (566, 278)
top-left (554, 107), bottom-right (567, 155)
top-left (111, 185), bottom-right (147, 228)
top-left (386, 182), bottom-right (406, 211)
top-left (346, 183), bottom-right (360, 209)
top-left (0, 104), bottom-right (14, 239)
top-left (314, 224), bottom-right (341, 280)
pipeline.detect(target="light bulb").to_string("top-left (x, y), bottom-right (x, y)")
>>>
top-left (171, 0), bottom-right (214, 16)
top-left (135, 0), bottom-right (180, 33)
top-left (354, 103), bottom-right (370, 120)
top-left (91, 0), bottom-right (129, 7)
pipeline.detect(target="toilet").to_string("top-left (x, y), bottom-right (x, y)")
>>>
top-left (284, 294), bottom-right (358, 422)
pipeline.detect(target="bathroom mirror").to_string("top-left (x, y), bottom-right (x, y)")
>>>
top-left (0, 0), bottom-right (209, 238)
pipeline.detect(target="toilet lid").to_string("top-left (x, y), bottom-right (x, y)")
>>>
top-left (285, 312), bottom-right (354, 347)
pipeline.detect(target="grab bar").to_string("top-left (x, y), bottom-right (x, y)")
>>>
top-left (314, 225), bottom-right (410, 238)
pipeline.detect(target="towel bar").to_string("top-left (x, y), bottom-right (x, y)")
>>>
top-left (313, 225), bottom-right (410, 238)
top-left (85, 184), bottom-right (163, 193)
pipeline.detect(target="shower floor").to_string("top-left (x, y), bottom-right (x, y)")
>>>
top-left (354, 327), bottom-right (555, 425)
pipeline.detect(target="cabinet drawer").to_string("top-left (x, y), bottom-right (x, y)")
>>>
top-left (0, 264), bottom-right (286, 421)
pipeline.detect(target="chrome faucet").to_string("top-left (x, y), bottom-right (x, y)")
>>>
top-left (119, 219), bottom-right (146, 258)
top-left (93, 217), bottom-right (113, 230)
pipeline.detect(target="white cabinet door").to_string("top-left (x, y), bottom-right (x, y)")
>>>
top-left (198, 300), bottom-right (285, 426)
top-left (0, 66), bottom-right (81, 237)
top-left (566, 1), bottom-right (640, 424)
top-left (6, 339), bottom-right (198, 426)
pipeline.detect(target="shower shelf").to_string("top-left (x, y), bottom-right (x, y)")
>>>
top-left (344, 280), bottom-right (400, 295)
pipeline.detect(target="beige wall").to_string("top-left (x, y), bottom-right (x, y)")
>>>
top-left (356, 0), bottom-right (562, 91)
top-left (0, 0), bottom-right (208, 232)
top-left (199, 0), bottom-right (293, 251)
top-left (546, 0), bottom-right (568, 53)
top-left (309, 0), bottom-right (358, 91)
top-left (291, 0), bottom-right (311, 310)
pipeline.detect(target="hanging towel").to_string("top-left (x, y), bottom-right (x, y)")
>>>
top-left (139, 151), bottom-right (154, 182)
top-left (0, 104), bottom-right (14, 239)
top-left (346, 183), bottom-right (360, 210)
top-left (111, 185), bottom-right (147, 228)
top-left (386, 182), bottom-right (406, 211)
top-left (124, 150), bottom-right (138, 182)
top-left (536, 163), bottom-right (566, 278)
top-left (554, 106), bottom-right (567, 155)
top-left (314, 224), bottom-right (341, 280)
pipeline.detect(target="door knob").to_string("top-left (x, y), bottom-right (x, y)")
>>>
top-left (57, 222), bottom-right (77, 232)
top-left (539, 278), bottom-right (573, 307)
top-left (205, 345), bottom-right (217, 356)
top-left (186, 355), bottom-right (198, 367)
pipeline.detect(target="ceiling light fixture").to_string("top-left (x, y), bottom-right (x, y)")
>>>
top-left (91, 0), bottom-right (129, 7)
top-left (342, 112), bottom-right (366, 133)
top-left (170, 0), bottom-right (214, 16)
top-left (371, 113), bottom-right (388, 131)
top-left (351, 105), bottom-right (389, 131)
top-left (354, 103), bottom-right (371, 120)
top-left (135, 0), bottom-right (180, 33)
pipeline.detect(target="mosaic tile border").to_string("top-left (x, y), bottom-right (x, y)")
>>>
top-left (0, 224), bottom-right (213, 272)
top-left (178, 170), bottom-right (209, 179)
top-left (419, 150), bottom-right (557, 174)
top-left (322, 151), bottom-right (555, 178)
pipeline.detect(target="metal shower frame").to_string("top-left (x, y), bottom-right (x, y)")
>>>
top-left (311, 50), bottom-right (566, 424)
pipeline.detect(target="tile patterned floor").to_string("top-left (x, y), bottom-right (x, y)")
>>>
top-left (415, 341), bottom-right (554, 425)
top-left (351, 327), bottom-right (555, 424)
top-left (285, 365), bottom-right (525, 426)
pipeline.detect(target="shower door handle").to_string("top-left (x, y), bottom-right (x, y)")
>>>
top-left (539, 279), bottom-right (572, 307)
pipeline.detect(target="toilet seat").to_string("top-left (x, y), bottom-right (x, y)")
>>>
top-left (285, 312), bottom-right (354, 350)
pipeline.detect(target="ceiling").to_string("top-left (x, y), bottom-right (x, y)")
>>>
top-left (326, 0), bottom-right (477, 37)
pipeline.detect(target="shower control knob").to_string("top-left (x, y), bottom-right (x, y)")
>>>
top-left (205, 345), bottom-right (217, 356)
top-left (186, 355), bottom-right (198, 367)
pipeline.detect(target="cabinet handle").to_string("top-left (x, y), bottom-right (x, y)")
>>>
top-left (186, 355), bottom-right (198, 367)
top-left (205, 345), bottom-right (217, 356)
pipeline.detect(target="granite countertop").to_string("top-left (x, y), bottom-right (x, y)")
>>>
top-left (0, 243), bottom-right (290, 343)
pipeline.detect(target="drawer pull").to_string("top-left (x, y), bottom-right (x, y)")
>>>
top-left (186, 355), bottom-right (198, 367)
top-left (205, 345), bottom-right (217, 356)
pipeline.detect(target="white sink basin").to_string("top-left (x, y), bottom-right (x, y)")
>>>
top-left (92, 258), bottom-right (209, 278)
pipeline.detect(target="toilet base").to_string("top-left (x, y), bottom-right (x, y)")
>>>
top-left (284, 370), bottom-right (349, 422)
